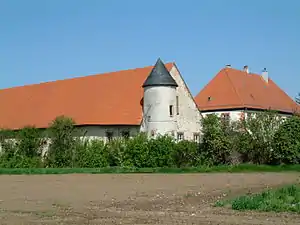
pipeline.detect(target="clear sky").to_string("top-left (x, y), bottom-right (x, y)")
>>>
top-left (0, 0), bottom-right (299, 98)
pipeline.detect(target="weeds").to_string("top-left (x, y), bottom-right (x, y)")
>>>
top-left (215, 184), bottom-right (300, 213)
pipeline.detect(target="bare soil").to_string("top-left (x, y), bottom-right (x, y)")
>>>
top-left (0, 173), bottom-right (299, 224)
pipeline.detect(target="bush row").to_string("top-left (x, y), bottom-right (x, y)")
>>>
top-left (0, 111), bottom-right (300, 168)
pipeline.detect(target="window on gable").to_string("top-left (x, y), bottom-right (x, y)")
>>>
top-left (106, 131), bottom-right (113, 142)
top-left (169, 105), bottom-right (174, 117)
top-left (121, 130), bottom-right (130, 139)
top-left (177, 132), bottom-right (184, 141)
top-left (193, 133), bottom-right (200, 143)
top-left (176, 96), bottom-right (179, 115)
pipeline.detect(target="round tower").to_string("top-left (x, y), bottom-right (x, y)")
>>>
top-left (142, 58), bottom-right (178, 138)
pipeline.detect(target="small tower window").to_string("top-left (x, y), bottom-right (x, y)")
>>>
top-left (169, 105), bottom-right (174, 117)
top-left (176, 96), bottom-right (179, 115)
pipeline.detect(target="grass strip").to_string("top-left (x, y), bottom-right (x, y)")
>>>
top-left (0, 164), bottom-right (300, 175)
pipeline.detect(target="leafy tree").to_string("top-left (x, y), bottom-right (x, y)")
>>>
top-left (201, 114), bottom-right (232, 166)
top-left (273, 116), bottom-right (300, 164)
top-left (237, 110), bottom-right (282, 164)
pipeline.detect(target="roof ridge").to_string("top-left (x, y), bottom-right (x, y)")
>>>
top-left (224, 69), bottom-right (245, 107)
top-left (227, 67), bottom-right (263, 77)
top-left (0, 62), bottom-right (175, 91)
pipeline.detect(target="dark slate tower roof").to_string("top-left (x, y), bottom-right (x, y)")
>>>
top-left (142, 58), bottom-right (178, 88)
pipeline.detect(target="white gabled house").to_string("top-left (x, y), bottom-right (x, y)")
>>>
top-left (194, 65), bottom-right (299, 121)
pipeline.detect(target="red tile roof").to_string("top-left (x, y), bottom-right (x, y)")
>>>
top-left (194, 67), bottom-right (299, 114)
top-left (0, 63), bottom-right (174, 130)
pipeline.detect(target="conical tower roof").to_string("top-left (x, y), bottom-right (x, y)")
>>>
top-left (142, 58), bottom-right (178, 88)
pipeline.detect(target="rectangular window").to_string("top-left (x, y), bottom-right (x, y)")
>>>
top-left (169, 105), bottom-right (174, 117)
top-left (221, 113), bottom-right (230, 122)
top-left (105, 131), bottom-right (113, 142)
top-left (177, 132), bottom-right (184, 141)
top-left (151, 130), bottom-right (155, 137)
top-left (193, 133), bottom-right (200, 143)
top-left (171, 131), bottom-right (175, 137)
top-left (176, 96), bottom-right (179, 115)
top-left (121, 131), bottom-right (130, 139)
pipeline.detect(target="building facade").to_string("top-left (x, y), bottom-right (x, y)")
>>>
top-left (0, 58), bottom-right (202, 143)
top-left (0, 60), bottom-right (298, 146)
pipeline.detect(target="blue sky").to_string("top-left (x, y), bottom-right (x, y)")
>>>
top-left (0, 0), bottom-right (299, 98)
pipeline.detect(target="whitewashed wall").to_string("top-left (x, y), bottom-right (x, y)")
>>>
top-left (0, 125), bottom-right (140, 154)
top-left (81, 125), bottom-right (140, 141)
top-left (141, 86), bottom-right (177, 137)
top-left (169, 65), bottom-right (202, 140)
top-left (201, 109), bottom-right (291, 121)
top-left (201, 110), bottom-right (244, 121)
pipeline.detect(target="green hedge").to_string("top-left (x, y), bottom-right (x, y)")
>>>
top-left (0, 111), bottom-right (300, 170)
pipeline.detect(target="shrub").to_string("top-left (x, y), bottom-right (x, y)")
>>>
top-left (74, 138), bottom-right (110, 168)
top-left (15, 126), bottom-right (45, 158)
top-left (235, 110), bottom-right (282, 164)
top-left (106, 137), bottom-right (128, 167)
top-left (44, 116), bottom-right (83, 168)
top-left (147, 135), bottom-right (175, 167)
top-left (172, 140), bottom-right (200, 167)
top-left (273, 116), bottom-right (300, 164)
top-left (0, 129), bottom-right (16, 160)
top-left (0, 139), bottom-right (16, 161)
top-left (0, 128), bottom-right (43, 168)
top-left (201, 114), bottom-right (232, 166)
top-left (121, 133), bottom-right (150, 167)
top-left (0, 155), bottom-right (43, 168)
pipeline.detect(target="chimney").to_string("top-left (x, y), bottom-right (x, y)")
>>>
top-left (243, 65), bottom-right (249, 73)
top-left (262, 68), bottom-right (268, 83)
top-left (226, 64), bottom-right (231, 68)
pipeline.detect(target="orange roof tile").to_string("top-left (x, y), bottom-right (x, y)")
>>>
top-left (194, 67), bottom-right (299, 114)
top-left (0, 63), bottom-right (174, 130)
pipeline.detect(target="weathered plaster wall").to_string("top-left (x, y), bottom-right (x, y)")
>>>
top-left (169, 65), bottom-right (202, 140)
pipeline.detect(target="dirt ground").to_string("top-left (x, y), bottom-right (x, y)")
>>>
top-left (0, 173), bottom-right (299, 225)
